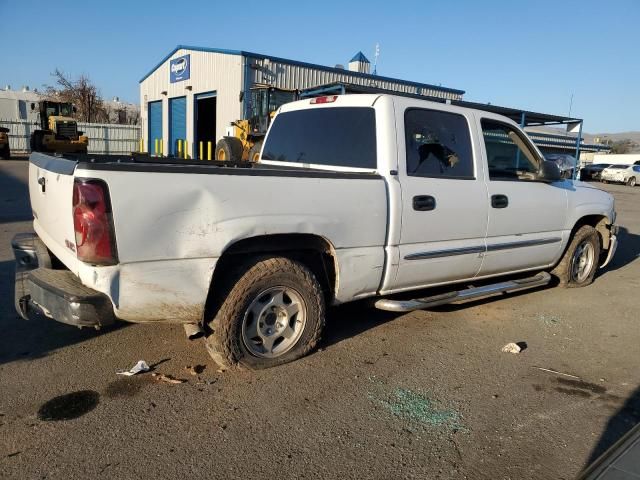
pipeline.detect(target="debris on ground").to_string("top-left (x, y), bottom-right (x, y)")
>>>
top-left (217, 368), bottom-right (226, 374)
top-left (116, 360), bottom-right (150, 376)
top-left (501, 343), bottom-right (522, 354)
top-left (185, 365), bottom-right (206, 376)
top-left (533, 366), bottom-right (580, 379)
top-left (376, 388), bottom-right (462, 430)
top-left (152, 373), bottom-right (186, 384)
top-left (537, 313), bottom-right (561, 327)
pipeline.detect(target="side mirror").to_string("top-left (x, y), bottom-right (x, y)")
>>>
top-left (537, 160), bottom-right (562, 182)
top-left (77, 131), bottom-right (84, 136)
top-left (30, 103), bottom-right (36, 111)
top-left (72, 106), bottom-right (77, 113)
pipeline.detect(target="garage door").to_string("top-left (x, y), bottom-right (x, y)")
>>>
top-left (148, 101), bottom-right (162, 155)
top-left (169, 96), bottom-right (186, 156)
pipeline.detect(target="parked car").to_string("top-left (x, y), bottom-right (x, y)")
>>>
top-left (580, 163), bottom-right (612, 181)
top-left (544, 153), bottom-right (576, 179)
top-left (600, 164), bottom-right (640, 186)
top-left (12, 94), bottom-right (619, 369)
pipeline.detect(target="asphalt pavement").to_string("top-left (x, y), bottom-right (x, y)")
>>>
top-left (1, 159), bottom-right (639, 479)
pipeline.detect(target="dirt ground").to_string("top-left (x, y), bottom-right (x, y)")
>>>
top-left (1, 159), bottom-right (638, 480)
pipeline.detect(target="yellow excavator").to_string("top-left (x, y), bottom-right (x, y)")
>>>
top-left (30, 101), bottom-right (88, 154)
top-left (215, 85), bottom-right (297, 162)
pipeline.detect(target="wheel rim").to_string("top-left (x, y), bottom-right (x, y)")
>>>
top-left (217, 149), bottom-right (226, 161)
top-left (630, 178), bottom-right (636, 186)
top-left (241, 286), bottom-right (307, 358)
top-left (570, 241), bottom-right (595, 283)
top-left (251, 152), bottom-right (260, 161)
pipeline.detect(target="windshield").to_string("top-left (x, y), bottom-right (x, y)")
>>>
top-left (609, 165), bottom-right (628, 169)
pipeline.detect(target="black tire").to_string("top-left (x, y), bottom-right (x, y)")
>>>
top-left (0, 144), bottom-right (9, 160)
top-left (248, 140), bottom-right (263, 162)
top-left (627, 176), bottom-right (636, 187)
top-left (551, 225), bottom-right (601, 288)
top-left (205, 256), bottom-right (325, 369)
top-left (214, 137), bottom-right (243, 162)
top-left (30, 131), bottom-right (46, 152)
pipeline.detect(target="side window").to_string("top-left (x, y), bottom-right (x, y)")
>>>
top-left (633, 166), bottom-right (640, 173)
top-left (481, 120), bottom-right (541, 181)
top-left (404, 108), bottom-right (474, 179)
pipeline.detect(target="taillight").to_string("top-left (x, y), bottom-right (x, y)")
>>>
top-left (72, 180), bottom-right (118, 265)
top-left (310, 95), bottom-right (338, 104)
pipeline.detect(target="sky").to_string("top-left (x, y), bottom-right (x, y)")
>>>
top-left (1, 0), bottom-right (638, 133)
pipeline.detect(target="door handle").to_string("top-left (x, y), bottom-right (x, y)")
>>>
top-left (413, 195), bottom-right (436, 211)
top-left (37, 176), bottom-right (46, 193)
top-left (491, 194), bottom-right (508, 208)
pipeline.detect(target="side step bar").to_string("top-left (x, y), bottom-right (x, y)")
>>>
top-left (374, 272), bottom-right (552, 313)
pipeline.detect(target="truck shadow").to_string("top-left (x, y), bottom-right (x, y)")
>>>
top-left (0, 260), bottom-right (127, 366)
top-left (584, 385), bottom-right (640, 467)
top-left (598, 226), bottom-right (640, 275)
top-left (323, 225), bottom-right (640, 344)
top-left (0, 160), bottom-right (32, 224)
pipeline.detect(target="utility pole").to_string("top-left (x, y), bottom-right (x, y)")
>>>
top-left (373, 43), bottom-right (380, 75)
top-left (568, 93), bottom-right (574, 118)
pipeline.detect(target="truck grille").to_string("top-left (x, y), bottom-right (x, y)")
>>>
top-left (56, 121), bottom-right (78, 139)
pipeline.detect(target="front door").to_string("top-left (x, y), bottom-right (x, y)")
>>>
top-left (478, 118), bottom-right (568, 276)
top-left (390, 106), bottom-right (489, 292)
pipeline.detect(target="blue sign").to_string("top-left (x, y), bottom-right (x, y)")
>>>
top-left (170, 55), bottom-right (190, 83)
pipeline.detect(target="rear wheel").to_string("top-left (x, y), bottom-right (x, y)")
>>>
top-left (214, 137), bottom-right (243, 162)
top-left (248, 140), bottom-right (263, 162)
top-left (627, 176), bottom-right (636, 187)
top-left (205, 256), bottom-right (325, 369)
top-left (551, 225), bottom-right (600, 288)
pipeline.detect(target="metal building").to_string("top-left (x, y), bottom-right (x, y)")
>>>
top-left (0, 86), bottom-right (42, 123)
top-left (139, 45), bottom-right (465, 158)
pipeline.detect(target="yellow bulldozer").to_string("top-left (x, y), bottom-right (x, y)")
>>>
top-left (30, 101), bottom-right (88, 154)
top-left (215, 85), bottom-right (297, 162)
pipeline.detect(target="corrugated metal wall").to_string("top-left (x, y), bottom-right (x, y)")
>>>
top-left (0, 119), bottom-right (140, 155)
top-left (247, 57), bottom-right (462, 101)
top-left (139, 49), bottom-right (243, 156)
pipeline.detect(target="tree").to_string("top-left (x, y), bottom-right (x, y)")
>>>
top-left (610, 139), bottom-right (637, 154)
top-left (45, 69), bottom-right (106, 123)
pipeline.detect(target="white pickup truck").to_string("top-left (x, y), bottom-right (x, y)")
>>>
top-left (13, 94), bottom-right (618, 369)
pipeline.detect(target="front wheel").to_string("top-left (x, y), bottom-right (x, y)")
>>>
top-left (248, 140), bottom-right (263, 162)
top-left (205, 257), bottom-right (326, 369)
top-left (551, 225), bottom-right (601, 288)
top-left (627, 176), bottom-right (636, 187)
top-left (214, 137), bottom-right (243, 162)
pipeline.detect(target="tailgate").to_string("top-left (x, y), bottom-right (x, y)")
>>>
top-left (29, 153), bottom-right (79, 271)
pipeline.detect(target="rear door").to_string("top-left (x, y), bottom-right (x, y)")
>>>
top-left (477, 117), bottom-right (567, 276)
top-left (389, 104), bottom-right (489, 292)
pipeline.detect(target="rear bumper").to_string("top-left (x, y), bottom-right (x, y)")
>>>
top-left (12, 233), bottom-right (115, 328)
